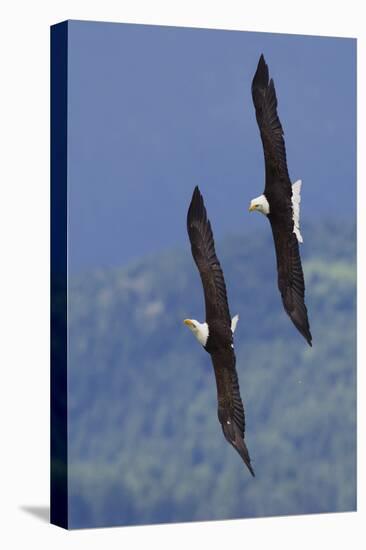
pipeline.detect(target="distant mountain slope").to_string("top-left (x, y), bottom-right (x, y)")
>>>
top-left (67, 221), bottom-right (356, 528)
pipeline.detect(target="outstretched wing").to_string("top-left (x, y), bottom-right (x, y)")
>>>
top-left (187, 186), bottom-right (231, 326)
top-left (270, 218), bottom-right (312, 346)
top-left (211, 349), bottom-right (255, 477)
top-left (251, 54), bottom-right (291, 197)
top-left (252, 55), bottom-right (312, 346)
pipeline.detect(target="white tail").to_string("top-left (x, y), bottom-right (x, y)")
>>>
top-left (231, 314), bottom-right (239, 333)
top-left (292, 180), bottom-right (303, 243)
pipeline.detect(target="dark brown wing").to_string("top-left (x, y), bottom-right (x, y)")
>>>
top-left (211, 349), bottom-right (254, 476)
top-left (187, 186), bottom-right (231, 326)
top-left (253, 55), bottom-right (312, 346)
top-left (251, 54), bottom-right (291, 197)
top-left (270, 217), bottom-right (312, 346)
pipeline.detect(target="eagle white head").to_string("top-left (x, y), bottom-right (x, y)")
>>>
top-left (183, 315), bottom-right (239, 347)
top-left (183, 319), bottom-right (209, 346)
top-left (248, 194), bottom-right (270, 215)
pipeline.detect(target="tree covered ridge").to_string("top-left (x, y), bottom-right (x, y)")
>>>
top-left (66, 220), bottom-right (356, 528)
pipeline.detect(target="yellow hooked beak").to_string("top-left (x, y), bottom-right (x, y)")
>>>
top-left (184, 319), bottom-right (194, 328)
top-left (249, 204), bottom-right (256, 212)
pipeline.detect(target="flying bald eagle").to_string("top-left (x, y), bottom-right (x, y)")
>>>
top-left (249, 54), bottom-right (312, 347)
top-left (184, 186), bottom-right (255, 477)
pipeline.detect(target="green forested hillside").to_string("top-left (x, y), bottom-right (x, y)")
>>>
top-left (67, 221), bottom-right (356, 528)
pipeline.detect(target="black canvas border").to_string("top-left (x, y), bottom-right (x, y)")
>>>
top-left (50, 20), bottom-right (68, 529)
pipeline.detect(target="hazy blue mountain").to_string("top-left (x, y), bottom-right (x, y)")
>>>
top-left (67, 221), bottom-right (356, 528)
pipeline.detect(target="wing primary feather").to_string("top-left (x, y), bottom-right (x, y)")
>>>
top-left (251, 55), bottom-right (291, 187)
top-left (221, 418), bottom-right (255, 477)
top-left (213, 353), bottom-right (255, 477)
top-left (187, 186), bottom-right (231, 326)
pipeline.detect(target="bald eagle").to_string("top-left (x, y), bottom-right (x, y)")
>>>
top-left (249, 54), bottom-right (312, 347)
top-left (184, 186), bottom-right (255, 477)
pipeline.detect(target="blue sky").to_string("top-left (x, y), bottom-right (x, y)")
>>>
top-left (67, 20), bottom-right (356, 273)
